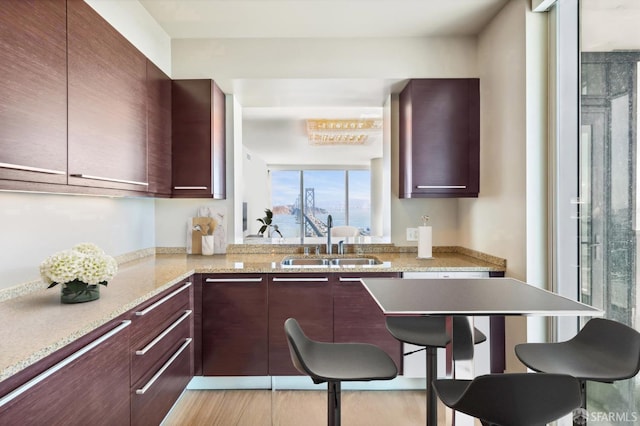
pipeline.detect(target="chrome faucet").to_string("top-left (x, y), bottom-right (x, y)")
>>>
top-left (326, 214), bottom-right (333, 254)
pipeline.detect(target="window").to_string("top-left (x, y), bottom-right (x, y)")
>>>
top-left (552, 0), bottom-right (640, 420)
top-left (269, 169), bottom-right (370, 242)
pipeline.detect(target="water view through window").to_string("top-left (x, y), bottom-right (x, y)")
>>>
top-left (270, 169), bottom-right (371, 241)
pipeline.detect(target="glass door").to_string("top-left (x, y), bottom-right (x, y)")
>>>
top-left (580, 52), bottom-right (639, 420)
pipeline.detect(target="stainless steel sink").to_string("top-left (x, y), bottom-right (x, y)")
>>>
top-left (280, 256), bottom-right (382, 267)
top-left (329, 257), bottom-right (382, 266)
top-left (281, 257), bottom-right (330, 266)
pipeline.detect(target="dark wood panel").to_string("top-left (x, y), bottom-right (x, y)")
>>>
top-left (211, 82), bottom-right (226, 199)
top-left (399, 79), bottom-right (480, 198)
top-left (131, 339), bottom-right (193, 426)
top-left (192, 274), bottom-right (203, 376)
top-left (333, 273), bottom-right (403, 371)
top-left (146, 60), bottom-right (172, 196)
top-left (268, 274), bottom-right (333, 375)
top-left (0, 320), bottom-right (130, 426)
top-left (67, 0), bottom-right (148, 191)
top-left (171, 79), bottom-right (226, 199)
top-left (0, 0), bottom-right (67, 185)
top-left (202, 274), bottom-right (268, 376)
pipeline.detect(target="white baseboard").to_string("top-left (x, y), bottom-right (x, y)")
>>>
top-left (187, 376), bottom-right (427, 391)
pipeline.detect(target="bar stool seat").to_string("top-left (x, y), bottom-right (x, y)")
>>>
top-left (433, 373), bottom-right (582, 426)
top-left (385, 316), bottom-right (486, 425)
top-left (284, 318), bottom-right (397, 426)
top-left (515, 318), bottom-right (640, 425)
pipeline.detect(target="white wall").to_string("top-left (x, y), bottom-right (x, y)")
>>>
top-left (0, 192), bottom-right (155, 289)
top-left (171, 36), bottom-right (479, 244)
top-left (171, 37), bottom-right (478, 83)
top-left (459, 0), bottom-right (527, 278)
top-left (458, 0), bottom-right (532, 372)
top-left (242, 147), bottom-right (270, 236)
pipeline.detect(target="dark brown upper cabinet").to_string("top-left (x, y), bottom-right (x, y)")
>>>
top-left (0, 0), bottom-right (68, 186)
top-left (172, 79), bottom-right (226, 199)
top-left (146, 60), bottom-right (172, 197)
top-left (399, 79), bottom-right (480, 198)
top-left (67, 0), bottom-right (149, 193)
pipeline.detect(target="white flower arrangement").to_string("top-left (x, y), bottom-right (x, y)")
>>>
top-left (40, 243), bottom-right (118, 288)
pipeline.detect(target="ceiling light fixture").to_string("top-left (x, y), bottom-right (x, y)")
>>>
top-left (306, 119), bottom-right (382, 146)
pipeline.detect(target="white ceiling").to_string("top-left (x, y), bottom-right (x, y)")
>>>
top-left (139, 0), bottom-right (510, 39)
top-left (138, 0), bottom-right (509, 165)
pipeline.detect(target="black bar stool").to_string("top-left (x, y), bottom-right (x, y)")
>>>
top-left (284, 318), bottom-right (398, 426)
top-left (433, 373), bottom-right (582, 426)
top-left (385, 316), bottom-right (486, 426)
top-left (515, 318), bottom-right (640, 425)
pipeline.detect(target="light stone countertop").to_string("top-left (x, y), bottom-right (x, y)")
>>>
top-left (0, 247), bottom-right (505, 383)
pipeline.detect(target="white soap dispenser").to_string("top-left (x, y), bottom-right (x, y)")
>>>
top-left (417, 215), bottom-right (433, 259)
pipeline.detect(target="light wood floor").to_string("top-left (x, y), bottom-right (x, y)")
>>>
top-left (162, 390), bottom-right (442, 426)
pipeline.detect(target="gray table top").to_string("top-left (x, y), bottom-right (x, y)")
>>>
top-left (361, 277), bottom-right (603, 316)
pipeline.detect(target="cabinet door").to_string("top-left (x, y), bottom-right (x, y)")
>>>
top-left (333, 273), bottom-right (402, 371)
top-left (268, 274), bottom-right (333, 375)
top-left (0, 320), bottom-right (131, 426)
top-left (202, 274), bottom-right (268, 376)
top-left (172, 79), bottom-right (226, 199)
top-left (0, 0), bottom-right (67, 186)
top-left (67, 0), bottom-right (148, 192)
top-left (146, 60), bottom-right (172, 197)
top-left (399, 79), bottom-right (480, 198)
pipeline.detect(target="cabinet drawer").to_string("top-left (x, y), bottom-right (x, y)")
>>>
top-left (131, 309), bottom-right (192, 385)
top-left (0, 320), bottom-right (131, 426)
top-left (130, 281), bottom-right (192, 346)
top-left (131, 338), bottom-right (192, 426)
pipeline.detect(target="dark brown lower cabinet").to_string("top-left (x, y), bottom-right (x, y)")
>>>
top-left (333, 272), bottom-right (403, 372)
top-left (0, 319), bottom-right (131, 426)
top-left (202, 274), bottom-right (268, 376)
top-left (130, 338), bottom-right (192, 426)
top-left (129, 279), bottom-right (194, 426)
top-left (0, 278), bottom-right (195, 426)
top-left (268, 274), bottom-right (334, 375)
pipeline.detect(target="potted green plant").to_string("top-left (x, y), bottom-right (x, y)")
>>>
top-left (257, 208), bottom-right (282, 238)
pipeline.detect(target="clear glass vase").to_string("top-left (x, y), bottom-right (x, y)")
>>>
top-left (60, 282), bottom-right (100, 304)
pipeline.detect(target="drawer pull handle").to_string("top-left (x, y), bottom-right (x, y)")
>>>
top-left (70, 173), bottom-right (148, 186)
top-left (173, 186), bottom-right (208, 190)
top-left (0, 162), bottom-right (65, 175)
top-left (136, 310), bottom-right (192, 356)
top-left (0, 320), bottom-right (131, 408)
top-left (272, 277), bottom-right (329, 282)
top-left (338, 277), bottom-right (363, 282)
top-left (135, 282), bottom-right (192, 316)
top-left (416, 185), bottom-right (467, 189)
top-left (135, 338), bottom-right (192, 395)
top-left (205, 277), bottom-right (263, 283)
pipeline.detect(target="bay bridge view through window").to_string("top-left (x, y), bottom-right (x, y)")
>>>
top-left (269, 169), bottom-right (371, 241)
